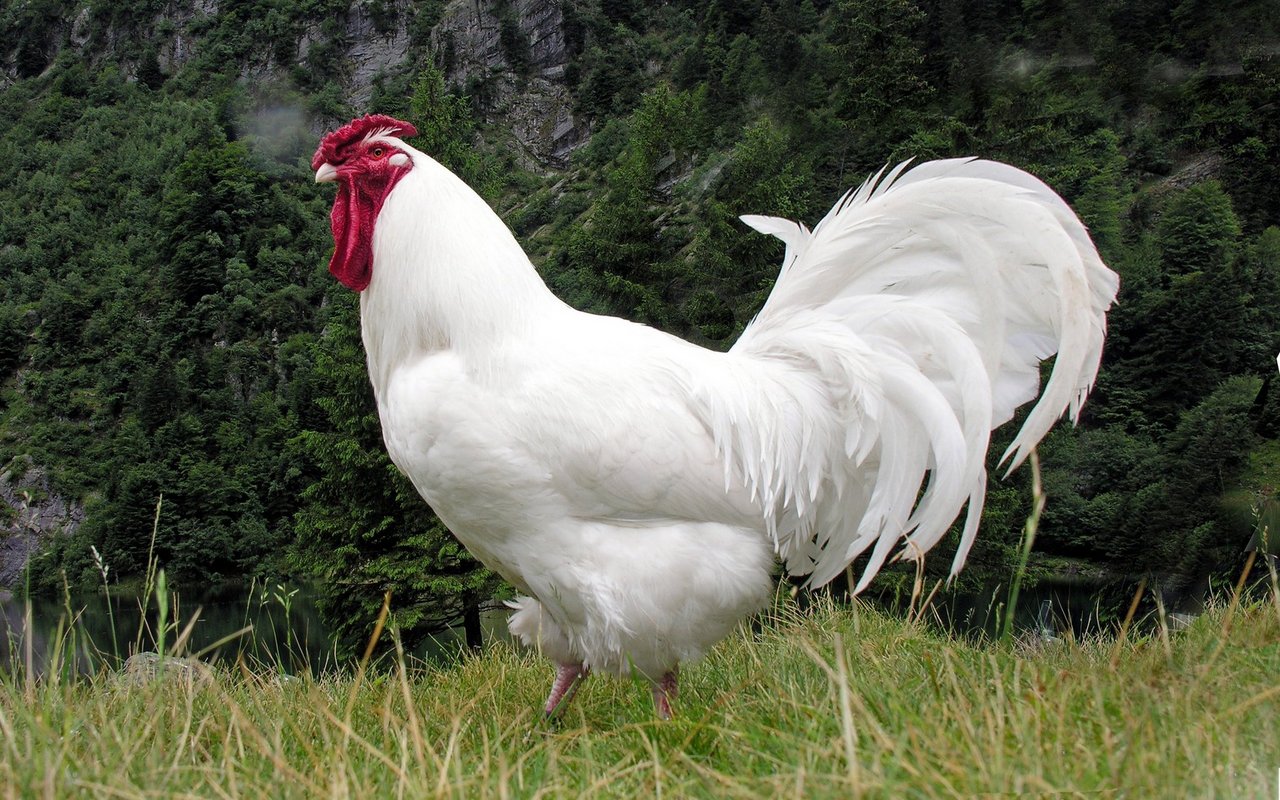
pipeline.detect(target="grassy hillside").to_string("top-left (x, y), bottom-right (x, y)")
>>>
top-left (3, 589), bottom-right (1278, 798)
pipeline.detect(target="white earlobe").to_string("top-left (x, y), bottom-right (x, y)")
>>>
top-left (389, 153), bottom-right (410, 167)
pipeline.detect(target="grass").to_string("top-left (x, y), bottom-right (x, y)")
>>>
top-left (2, 586), bottom-right (1278, 798)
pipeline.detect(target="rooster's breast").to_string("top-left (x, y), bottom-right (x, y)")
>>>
top-left (373, 328), bottom-right (779, 672)
top-left (374, 327), bottom-right (765, 577)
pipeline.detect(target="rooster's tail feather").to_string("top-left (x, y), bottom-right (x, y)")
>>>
top-left (712, 158), bottom-right (1117, 590)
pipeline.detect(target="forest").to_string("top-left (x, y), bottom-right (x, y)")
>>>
top-left (1, 0), bottom-right (1278, 654)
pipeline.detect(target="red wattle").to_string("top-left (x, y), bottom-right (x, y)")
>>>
top-left (326, 162), bottom-right (412, 292)
top-left (329, 182), bottom-right (374, 292)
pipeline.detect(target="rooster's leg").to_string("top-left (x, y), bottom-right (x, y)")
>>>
top-left (651, 667), bottom-right (679, 720)
top-left (544, 662), bottom-right (588, 718)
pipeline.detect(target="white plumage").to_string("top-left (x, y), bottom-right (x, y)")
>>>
top-left (313, 119), bottom-right (1118, 718)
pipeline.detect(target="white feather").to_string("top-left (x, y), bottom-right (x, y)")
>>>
top-left (717, 159), bottom-right (1118, 588)
top-left (353, 144), bottom-right (1118, 683)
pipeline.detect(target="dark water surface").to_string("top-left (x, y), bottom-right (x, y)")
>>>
top-left (869, 574), bottom-right (1143, 642)
top-left (0, 581), bottom-right (494, 677)
top-left (3, 572), bottom-right (1154, 679)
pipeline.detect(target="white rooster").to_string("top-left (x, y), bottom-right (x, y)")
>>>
top-left (312, 114), bottom-right (1118, 719)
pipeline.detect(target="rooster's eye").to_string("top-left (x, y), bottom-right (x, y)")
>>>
top-left (371, 146), bottom-right (386, 158)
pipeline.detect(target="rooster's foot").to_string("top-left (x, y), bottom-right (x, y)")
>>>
top-left (544, 662), bottom-right (588, 718)
top-left (651, 667), bottom-right (678, 720)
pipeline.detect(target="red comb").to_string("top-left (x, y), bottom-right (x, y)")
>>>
top-left (312, 114), bottom-right (418, 170)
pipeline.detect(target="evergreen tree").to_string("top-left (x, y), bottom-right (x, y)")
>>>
top-left (1106, 181), bottom-right (1248, 426)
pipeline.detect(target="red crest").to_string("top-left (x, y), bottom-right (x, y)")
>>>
top-left (311, 114), bottom-right (418, 170)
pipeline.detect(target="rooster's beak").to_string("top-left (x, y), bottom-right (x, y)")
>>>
top-left (315, 163), bottom-right (338, 183)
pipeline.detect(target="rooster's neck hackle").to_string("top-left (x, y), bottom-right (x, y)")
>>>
top-left (358, 150), bottom-right (564, 396)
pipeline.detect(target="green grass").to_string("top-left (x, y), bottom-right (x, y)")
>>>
top-left (2, 587), bottom-right (1279, 798)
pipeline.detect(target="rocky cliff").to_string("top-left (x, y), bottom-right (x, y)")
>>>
top-left (0, 457), bottom-right (85, 589)
top-left (430, 0), bottom-right (587, 164)
top-left (3, 0), bottom-right (588, 166)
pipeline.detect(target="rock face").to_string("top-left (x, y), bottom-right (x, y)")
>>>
top-left (4, 0), bottom-right (587, 167)
top-left (341, 4), bottom-right (413, 111)
top-left (327, 0), bottom-right (590, 165)
top-left (430, 0), bottom-right (588, 165)
top-left (312, 0), bottom-right (589, 163)
top-left (0, 457), bottom-right (86, 589)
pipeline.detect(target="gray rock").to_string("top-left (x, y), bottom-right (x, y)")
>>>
top-left (5, 0), bottom-right (589, 165)
top-left (431, 0), bottom-right (589, 166)
top-left (116, 651), bottom-right (216, 688)
top-left (0, 456), bottom-right (86, 589)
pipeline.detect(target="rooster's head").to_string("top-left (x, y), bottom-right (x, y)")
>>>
top-left (313, 114), bottom-right (419, 291)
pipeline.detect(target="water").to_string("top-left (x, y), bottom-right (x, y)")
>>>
top-left (872, 575), bottom-right (1130, 641)
top-left (0, 581), bottom-right (344, 677)
top-left (3, 572), bottom-right (1142, 679)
